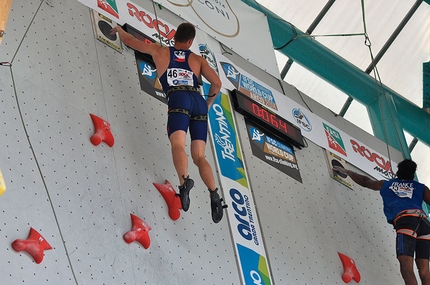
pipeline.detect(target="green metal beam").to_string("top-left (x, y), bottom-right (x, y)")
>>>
top-left (423, 62), bottom-right (430, 110)
top-left (242, 0), bottom-right (430, 156)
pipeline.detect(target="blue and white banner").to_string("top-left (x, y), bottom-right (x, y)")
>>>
top-left (216, 53), bottom-right (397, 180)
top-left (205, 84), bottom-right (273, 285)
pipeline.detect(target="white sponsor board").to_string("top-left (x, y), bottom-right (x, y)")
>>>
top-left (216, 53), bottom-right (397, 180)
top-left (78, 0), bottom-right (280, 78)
top-left (205, 84), bottom-right (273, 285)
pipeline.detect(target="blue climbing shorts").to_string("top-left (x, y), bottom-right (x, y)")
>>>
top-left (167, 91), bottom-right (208, 142)
top-left (395, 216), bottom-right (430, 259)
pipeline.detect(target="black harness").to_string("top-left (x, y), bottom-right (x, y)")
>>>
top-left (166, 86), bottom-right (207, 121)
top-left (165, 86), bottom-right (200, 98)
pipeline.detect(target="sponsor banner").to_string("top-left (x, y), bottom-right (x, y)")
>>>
top-left (81, 0), bottom-right (223, 103)
top-left (79, 0), bottom-right (279, 78)
top-left (205, 83), bottom-right (273, 285)
top-left (135, 54), bottom-right (166, 103)
top-left (237, 244), bottom-right (272, 285)
top-left (246, 120), bottom-right (302, 182)
top-left (220, 61), bottom-right (279, 112)
top-left (216, 53), bottom-right (397, 180)
top-left (238, 74), bottom-right (277, 111)
top-left (78, 0), bottom-right (177, 46)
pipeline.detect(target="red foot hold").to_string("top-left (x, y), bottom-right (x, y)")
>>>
top-left (12, 227), bottom-right (52, 264)
top-left (153, 180), bottom-right (182, 220)
top-left (123, 214), bottom-right (151, 249)
top-left (338, 252), bottom-right (361, 283)
top-left (90, 113), bottom-right (114, 147)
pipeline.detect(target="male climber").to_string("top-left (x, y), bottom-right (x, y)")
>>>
top-left (111, 22), bottom-right (224, 223)
top-left (333, 159), bottom-right (430, 285)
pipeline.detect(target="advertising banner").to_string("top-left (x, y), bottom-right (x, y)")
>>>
top-left (216, 53), bottom-right (397, 180)
top-left (78, 0), bottom-right (279, 78)
top-left (205, 84), bottom-right (273, 285)
top-left (246, 120), bottom-right (302, 182)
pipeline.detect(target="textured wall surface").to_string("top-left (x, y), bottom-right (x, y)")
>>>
top-left (0, 1), bottom-right (405, 284)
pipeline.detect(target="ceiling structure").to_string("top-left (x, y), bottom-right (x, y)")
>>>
top-left (249, 0), bottom-right (430, 183)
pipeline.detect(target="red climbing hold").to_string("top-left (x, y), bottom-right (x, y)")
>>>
top-left (90, 113), bottom-right (114, 147)
top-left (123, 214), bottom-right (151, 249)
top-left (338, 252), bottom-right (361, 283)
top-left (12, 227), bottom-right (52, 264)
top-left (153, 180), bottom-right (182, 220)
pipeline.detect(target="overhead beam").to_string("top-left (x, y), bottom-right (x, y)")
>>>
top-left (365, 0), bottom-right (423, 73)
top-left (242, 0), bottom-right (430, 155)
top-left (341, 0), bottom-right (422, 117)
top-left (281, 0), bottom-right (336, 79)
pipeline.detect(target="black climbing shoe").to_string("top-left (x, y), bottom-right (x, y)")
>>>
top-left (209, 188), bottom-right (226, 223)
top-left (178, 176), bottom-right (194, 212)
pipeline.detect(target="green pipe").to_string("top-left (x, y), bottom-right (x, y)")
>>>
top-left (242, 0), bottom-right (430, 152)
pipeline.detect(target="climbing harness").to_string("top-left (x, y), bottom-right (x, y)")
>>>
top-left (165, 86), bottom-right (200, 98)
top-left (393, 209), bottom-right (427, 224)
top-left (393, 209), bottom-right (430, 240)
top-left (167, 107), bottom-right (208, 121)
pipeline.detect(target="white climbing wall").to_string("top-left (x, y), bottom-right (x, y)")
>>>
top-left (0, 0), bottom-right (407, 284)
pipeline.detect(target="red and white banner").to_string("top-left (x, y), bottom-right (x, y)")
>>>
top-left (78, 0), bottom-right (280, 78)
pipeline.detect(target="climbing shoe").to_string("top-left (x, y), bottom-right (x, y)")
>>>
top-left (178, 176), bottom-right (194, 212)
top-left (209, 188), bottom-right (227, 223)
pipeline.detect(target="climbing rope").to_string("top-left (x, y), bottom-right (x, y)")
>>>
top-left (151, 1), bottom-right (165, 46)
top-left (359, 0), bottom-right (408, 164)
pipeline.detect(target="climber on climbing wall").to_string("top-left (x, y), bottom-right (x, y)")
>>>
top-left (333, 159), bottom-right (430, 285)
top-left (111, 22), bottom-right (225, 223)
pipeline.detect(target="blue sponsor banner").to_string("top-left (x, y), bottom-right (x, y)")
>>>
top-left (239, 74), bottom-right (276, 106)
top-left (204, 82), bottom-right (273, 284)
top-left (205, 83), bottom-right (248, 187)
top-left (237, 244), bottom-right (271, 285)
top-left (246, 122), bottom-right (302, 182)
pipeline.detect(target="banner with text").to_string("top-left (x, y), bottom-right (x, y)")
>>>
top-left (216, 53), bottom-right (397, 179)
top-left (77, 0), bottom-right (279, 78)
top-left (205, 84), bottom-right (273, 285)
top-left (246, 120), bottom-right (302, 182)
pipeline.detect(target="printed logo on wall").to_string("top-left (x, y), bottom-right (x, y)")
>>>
top-left (325, 149), bottom-right (353, 189)
top-left (237, 244), bottom-right (272, 285)
top-left (220, 62), bottom-right (240, 87)
top-left (349, 139), bottom-right (396, 180)
top-left (292, 108), bottom-right (312, 132)
top-left (209, 92), bottom-right (248, 187)
top-left (220, 62), bottom-right (278, 110)
top-left (126, 3), bottom-right (176, 46)
top-left (97, 0), bottom-right (119, 18)
top-left (90, 10), bottom-right (122, 52)
top-left (121, 24), bottom-right (167, 104)
top-left (199, 44), bottom-right (218, 73)
top-left (323, 123), bottom-right (347, 156)
top-left (136, 58), bottom-right (167, 104)
top-left (246, 120), bottom-right (302, 183)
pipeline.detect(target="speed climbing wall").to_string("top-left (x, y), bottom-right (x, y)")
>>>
top-left (0, 0), bottom-right (407, 284)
